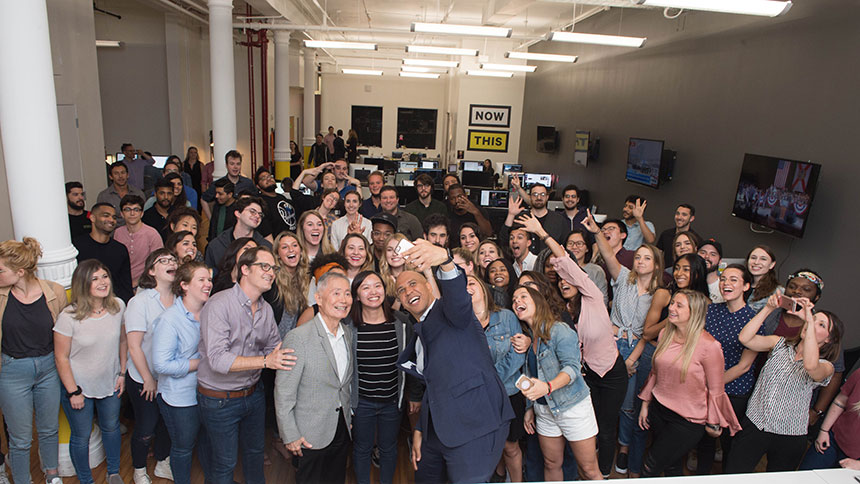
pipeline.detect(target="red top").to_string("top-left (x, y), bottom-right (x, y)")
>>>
top-left (833, 370), bottom-right (860, 458)
top-left (639, 329), bottom-right (742, 434)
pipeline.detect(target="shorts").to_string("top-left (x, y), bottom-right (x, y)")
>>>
top-left (507, 392), bottom-right (526, 442)
top-left (534, 394), bottom-right (598, 442)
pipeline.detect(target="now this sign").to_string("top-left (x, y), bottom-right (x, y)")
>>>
top-left (468, 130), bottom-right (509, 152)
top-left (469, 104), bottom-right (512, 128)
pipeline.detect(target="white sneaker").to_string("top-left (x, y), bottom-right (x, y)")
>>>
top-left (46, 477), bottom-right (63, 484)
top-left (154, 457), bottom-right (174, 481)
top-left (133, 468), bottom-right (152, 484)
top-left (0, 463), bottom-right (10, 484)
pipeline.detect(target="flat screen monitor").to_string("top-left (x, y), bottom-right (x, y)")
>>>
top-left (461, 161), bottom-right (483, 172)
top-left (349, 163), bottom-right (378, 182)
top-left (447, 164), bottom-right (458, 173)
top-left (625, 138), bottom-right (665, 188)
top-left (360, 157), bottom-right (384, 168)
top-left (379, 159), bottom-right (399, 172)
top-left (479, 189), bottom-right (509, 208)
top-left (399, 161), bottom-right (419, 173)
top-left (415, 169), bottom-right (444, 185)
top-left (462, 170), bottom-right (494, 188)
top-left (420, 160), bottom-right (438, 169)
top-left (522, 173), bottom-right (553, 189)
top-left (391, 151), bottom-right (404, 159)
top-left (502, 163), bottom-right (523, 175)
top-left (537, 126), bottom-right (558, 153)
top-left (731, 153), bottom-right (821, 238)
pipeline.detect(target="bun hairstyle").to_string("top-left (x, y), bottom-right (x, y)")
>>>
top-left (0, 237), bottom-right (43, 277)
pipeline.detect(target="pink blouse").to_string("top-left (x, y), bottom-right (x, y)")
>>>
top-left (639, 329), bottom-right (742, 434)
top-left (552, 255), bottom-right (618, 377)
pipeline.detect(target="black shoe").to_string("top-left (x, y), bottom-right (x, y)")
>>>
top-left (615, 452), bottom-right (629, 475)
top-left (490, 471), bottom-right (506, 483)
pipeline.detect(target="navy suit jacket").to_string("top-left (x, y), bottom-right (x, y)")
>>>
top-left (398, 270), bottom-right (514, 448)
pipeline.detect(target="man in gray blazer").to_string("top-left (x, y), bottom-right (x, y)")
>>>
top-left (275, 270), bottom-right (354, 484)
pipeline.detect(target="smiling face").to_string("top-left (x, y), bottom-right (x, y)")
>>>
top-left (558, 278), bottom-right (579, 300)
top-left (487, 260), bottom-right (510, 288)
top-left (173, 215), bottom-right (198, 236)
top-left (318, 275), bottom-right (353, 321)
top-left (170, 177), bottom-right (184, 197)
top-left (478, 242), bottom-right (500, 268)
top-left (226, 156), bottom-right (242, 177)
top-left (509, 229), bottom-right (531, 261)
top-left (302, 214), bottom-right (324, 247)
top-left (698, 244), bottom-right (721, 273)
top-left (747, 248), bottom-right (775, 277)
top-left (89, 268), bottom-right (112, 300)
top-left (277, 235), bottom-right (301, 269)
top-left (396, 271), bottom-right (434, 317)
top-left (174, 234), bottom-right (198, 262)
top-left (601, 222), bottom-right (625, 249)
top-left (785, 276), bottom-right (818, 301)
top-left (242, 250), bottom-right (277, 292)
top-left (562, 188), bottom-right (579, 211)
top-left (150, 254), bottom-right (177, 283)
top-left (237, 203), bottom-right (263, 229)
top-left (92, 205), bottom-right (117, 235)
top-left (565, 232), bottom-right (588, 263)
top-left (380, 189), bottom-right (398, 213)
top-left (622, 201), bottom-right (636, 220)
top-left (667, 292), bottom-right (691, 326)
top-left (512, 287), bottom-right (535, 323)
top-left (633, 246), bottom-right (656, 276)
top-left (719, 267), bottom-right (749, 302)
top-left (459, 227), bottom-right (479, 252)
top-left (322, 191), bottom-right (340, 211)
top-left (182, 267), bottom-right (213, 303)
top-left (109, 165), bottom-right (129, 187)
top-left (385, 238), bottom-right (406, 268)
top-left (343, 236), bottom-right (367, 270)
top-left (466, 276), bottom-right (486, 310)
top-left (344, 192), bottom-right (361, 215)
top-left (674, 234), bottom-right (695, 258)
top-left (368, 173), bottom-right (384, 196)
top-left (215, 187), bottom-right (233, 205)
top-left (675, 206), bottom-right (694, 230)
top-left (543, 259), bottom-right (558, 284)
top-left (357, 274), bottom-right (385, 310)
top-left (673, 259), bottom-right (692, 289)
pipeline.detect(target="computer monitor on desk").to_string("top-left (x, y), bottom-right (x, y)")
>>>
top-left (420, 160), bottom-right (438, 169)
top-left (350, 163), bottom-right (377, 183)
top-left (462, 171), bottom-right (494, 188)
top-left (399, 161), bottom-right (419, 173)
top-left (460, 160), bottom-right (483, 172)
top-left (415, 169), bottom-right (444, 185)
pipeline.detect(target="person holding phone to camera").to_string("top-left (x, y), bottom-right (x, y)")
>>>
top-left (726, 293), bottom-right (843, 473)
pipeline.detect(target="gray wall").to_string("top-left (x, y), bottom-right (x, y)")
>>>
top-left (519, 2), bottom-right (860, 343)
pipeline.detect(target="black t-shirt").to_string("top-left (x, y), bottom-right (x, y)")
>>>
top-left (448, 208), bottom-right (489, 245)
top-left (1, 293), bottom-right (54, 358)
top-left (142, 206), bottom-right (172, 235)
top-left (68, 212), bottom-right (92, 240)
top-left (73, 234), bottom-right (134, 303)
top-left (258, 193), bottom-right (297, 237)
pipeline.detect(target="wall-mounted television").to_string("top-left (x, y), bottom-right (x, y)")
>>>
top-left (537, 126), bottom-right (559, 153)
top-left (625, 138), bottom-right (672, 189)
top-left (731, 153), bottom-right (821, 238)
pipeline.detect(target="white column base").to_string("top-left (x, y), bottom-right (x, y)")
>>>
top-left (36, 245), bottom-right (79, 289)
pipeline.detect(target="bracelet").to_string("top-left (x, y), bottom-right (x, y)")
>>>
top-left (820, 428), bottom-right (830, 433)
top-left (540, 233), bottom-right (550, 242)
top-left (706, 424), bottom-right (721, 431)
top-left (263, 354), bottom-right (267, 369)
top-left (815, 409), bottom-right (825, 417)
top-left (546, 381), bottom-right (552, 395)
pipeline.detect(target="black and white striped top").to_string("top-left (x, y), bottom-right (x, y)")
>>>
top-left (357, 322), bottom-right (399, 402)
top-left (746, 337), bottom-right (831, 435)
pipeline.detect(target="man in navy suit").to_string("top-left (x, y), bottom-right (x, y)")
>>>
top-left (396, 240), bottom-right (513, 484)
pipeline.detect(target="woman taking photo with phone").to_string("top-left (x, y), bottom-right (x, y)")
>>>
top-left (514, 283), bottom-right (601, 481)
top-left (54, 260), bottom-right (127, 484)
top-left (637, 290), bottom-right (741, 477)
top-left (726, 294), bottom-right (843, 473)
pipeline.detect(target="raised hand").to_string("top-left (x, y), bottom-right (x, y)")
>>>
top-left (632, 198), bottom-right (647, 219)
top-left (507, 195), bottom-right (524, 217)
top-left (582, 209), bottom-right (600, 234)
top-left (514, 213), bottom-right (543, 235)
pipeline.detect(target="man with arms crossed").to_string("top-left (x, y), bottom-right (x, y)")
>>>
top-left (396, 240), bottom-right (513, 483)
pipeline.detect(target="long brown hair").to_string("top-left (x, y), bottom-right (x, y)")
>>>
top-left (67, 259), bottom-right (122, 320)
top-left (652, 290), bottom-right (709, 382)
top-left (747, 245), bottom-right (779, 302)
top-left (339, 233), bottom-right (374, 273)
top-left (273, 232), bottom-right (309, 316)
top-left (297, 210), bottom-right (335, 256)
top-left (516, 285), bottom-right (559, 343)
top-left (467, 275), bottom-right (499, 320)
top-left (785, 310), bottom-right (843, 363)
top-left (627, 243), bottom-right (665, 295)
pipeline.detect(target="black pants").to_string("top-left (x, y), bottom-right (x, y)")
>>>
top-left (584, 353), bottom-right (628, 476)
top-left (725, 417), bottom-right (807, 473)
top-left (126, 374), bottom-right (171, 468)
top-left (642, 399), bottom-right (705, 477)
top-left (293, 409), bottom-right (351, 484)
top-left (696, 393), bottom-right (749, 474)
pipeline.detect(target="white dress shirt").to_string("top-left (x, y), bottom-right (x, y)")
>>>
top-left (319, 315), bottom-right (349, 382)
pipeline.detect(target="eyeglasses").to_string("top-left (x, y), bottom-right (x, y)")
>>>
top-left (122, 207), bottom-right (143, 213)
top-left (258, 174), bottom-right (274, 182)
top-left (567, 241), bottom-right (587, 248)
top-left (531, 192), bottom-right (548, 199)
top-left (250, 262), bottom-right (280, 273)
top-left (155, 257), bottom-right (177, 265)
top-left (245, 208), bottom-right (264, 218)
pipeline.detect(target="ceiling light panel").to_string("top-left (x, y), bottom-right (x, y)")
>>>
top-left (342, 68), bottom-right (383, 76)
top-left (481, 63), bottom-right (537, 72)
top-left (505, 52), bottom-right (578, 63)
top-left (400, 72), bottom-right (441, 79)
top-left (637, 0), bottom-right (792, 17)
top-left (548, 31), bottom-right (646, 48)
top-left (305, 40), bottom-right (378, 50)
top-left (411, 22), bottom-right (512, 38)
top-left (403, 58), bottom-right (459, 68)
top-left (466, 70), bottom-right (514, 78)
top-left (406, 45), bottom-right (478, 56)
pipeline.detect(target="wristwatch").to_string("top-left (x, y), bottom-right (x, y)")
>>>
top-left (66, 385), bottom-right (83, 398)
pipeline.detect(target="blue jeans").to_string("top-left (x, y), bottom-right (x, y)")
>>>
top-left (0, 353), bottom-right (61, 484)
top-left (352, 399), bottom-right (401, 484)
top-left (60, 389), bottom-right (122, 484)
top-left (158, 395), bottom-right (212, 484)
top-left (617, 340), bottom-right (654, 475)
top-left (197, 385), bottom-right (265, 484)
top-left (799, 431), bottom-right (848, 470)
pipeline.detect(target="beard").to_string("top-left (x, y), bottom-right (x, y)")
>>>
top-left (67, 199), bottom-right (84, 210)
top-left (261, 184), bottom-right (277, 193)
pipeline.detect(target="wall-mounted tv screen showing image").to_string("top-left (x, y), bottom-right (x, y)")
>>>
top-left (537, 126), bottom-right (558, 153)
top-left (732, 153), bottom-right (821, 238)
top-left (625, 138), bottom-right (664, 188)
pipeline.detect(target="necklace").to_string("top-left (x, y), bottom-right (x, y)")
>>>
top-left (92, 306), bottom-right (106, 315)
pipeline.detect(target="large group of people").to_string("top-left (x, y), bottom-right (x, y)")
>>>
top-left (0, 142), bottom-right (851, 484)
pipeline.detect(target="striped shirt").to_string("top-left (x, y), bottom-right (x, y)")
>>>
top-left (356, 322), bottom-right (399, 402)
top-left (746, 337), bottom-right (831, 435)
top-left (609, 266), bottom-right (654, 345)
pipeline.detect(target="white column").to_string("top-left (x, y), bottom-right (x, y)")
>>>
top-left (302, 48), bottom-right (316, 158)
top-left (0, 0), bottom-right (78, 286)
top-left (273, 30), bottom-right (291, 179)
top-left (208, 0), bottom-right (236, 179)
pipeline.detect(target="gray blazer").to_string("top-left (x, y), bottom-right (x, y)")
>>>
top-left (275, 314), bottom-right (354, 449)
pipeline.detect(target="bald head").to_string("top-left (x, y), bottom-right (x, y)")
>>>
top-left (395, 270), bottom-right (434, 318)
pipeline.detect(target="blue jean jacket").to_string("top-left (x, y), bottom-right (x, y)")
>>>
top-left (484, 309), bottom-right (526, 396)
top-left (524, 322), bottom-right (590, 414)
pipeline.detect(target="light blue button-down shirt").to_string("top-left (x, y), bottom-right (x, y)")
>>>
top-left (125, 288), bottom-right (174, 384)
top-left (151, 298), bottom-right (202, 407)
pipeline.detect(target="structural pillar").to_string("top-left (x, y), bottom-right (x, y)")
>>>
top-left (0, 0), bottom-right (78, 286)
top-left (302, 47), bottom-right (317, 165)
top-left (208, 0), bottom-right (237, 179)
top-left (273, 30), bottom-right (291, 180)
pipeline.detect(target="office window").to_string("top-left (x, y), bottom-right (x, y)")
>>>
top-left (396, 107), bottom-right (437, 150)
top-left (351, 105), bottom-right (383, 147)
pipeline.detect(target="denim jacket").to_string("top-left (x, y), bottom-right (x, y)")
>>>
top-left (524, 322), bottom-right (590, 414)
top-left (485, 309), bottom-right (526, 396)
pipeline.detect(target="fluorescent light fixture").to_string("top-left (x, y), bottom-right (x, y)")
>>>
top-left (342, 68), bottom-right (383, 76)
top-left (466, 70), bottom-right (514, 78)
top-left (481, 63), bottom-right (536, 73)
top-left (96, 40), bottom-right (122, 48)
top-left (401, 66), bottom-right (431, 72)
top-left (304, 40), bottom-right (378, 50)
top-left (406, 45), bottom-right (478, 56)
top-left (400, 72), bottom-right (441, 79)
top-left (403, 58), bottom-right (459, 68)
top-left (411, 22), bottom-right (512, 38)
top-left (636, 0), bottom-right (792, 17)
top-left (548, 31), bottom-right (646, 48)
top-left (505, 51), bottom-right (578, 63)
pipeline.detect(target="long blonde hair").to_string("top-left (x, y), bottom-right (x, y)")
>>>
top-left (652, 289), bottom-right (709, 382)
top-left (627, 243), bottom-right (665, 295)
top-left (273, 232), bottom-right (309, 316)
top-left (67, 259), bottom-right (122, 320)
top-left (379, 233), bottom-right (409, 298)
top-left (297, 210), bottom-right (335, 257)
